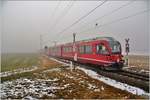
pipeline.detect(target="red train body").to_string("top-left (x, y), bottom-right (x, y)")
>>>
top-left (48, 37), bottom-right (124, 70)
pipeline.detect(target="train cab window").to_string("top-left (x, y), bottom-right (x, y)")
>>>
top-left (109, 41), bottom-right (121, 54)
top-left (96, 44), bottom-right (109, 54)
top-left (85, 45), bottom-right (92, 54)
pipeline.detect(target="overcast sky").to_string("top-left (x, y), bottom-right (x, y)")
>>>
top-left (1, 0), bottom-right (149, 55)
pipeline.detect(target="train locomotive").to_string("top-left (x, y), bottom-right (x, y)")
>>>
top-left (47, 37), bottom-right (124, 70)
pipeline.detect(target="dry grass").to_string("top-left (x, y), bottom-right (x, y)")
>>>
top-left (124, 55), bottom-right (149, 70)
top-left (1, 53), bottom-right (38, 72)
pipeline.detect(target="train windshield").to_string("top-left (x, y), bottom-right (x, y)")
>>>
top-left (109, 41), bottom-right (121, 54)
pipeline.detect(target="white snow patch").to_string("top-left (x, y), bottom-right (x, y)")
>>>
top-left (101, 86), bottom-right (104, 91)
top-left (39, 78), bottom-right (59, 82)
top-left (87, 83), bottom-right (101, 92)
top-left (0, 66), bottom-right (38, 77)
top-left (88, 83), bottom-right (96, 90)
top-left (23, 95), bottom-right (38, 100)
top-left (49, 57), bottom-right (69, 66)
top-left (94, 89), bottom-right (100, 92)
top-left (68, 76), bottom-right (74, 79)
top-left (63, 84), bottom-right (70, 88)
top-left (77, 66), bottom-right (149, 96)
top-left (0, 78), bottom-right (67, 99)
top-left (79, 80), bottom-right (84, 83)
top-left (43, 68), bottom-right (61, 73)
top-left (123, 66), bottom-right (137, 69)
top-left (65, 74), bottom-right (75, 79)
top-left (140, 69), bottom-right (150, 73)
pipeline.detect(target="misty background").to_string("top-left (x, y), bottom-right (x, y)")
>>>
top-left (1, 0), bottom-right (149, 55)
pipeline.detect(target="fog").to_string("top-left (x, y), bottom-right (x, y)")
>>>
top-left (1, 0), bottom-right (149, 55)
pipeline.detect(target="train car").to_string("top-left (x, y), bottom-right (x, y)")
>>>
top-left (76, 37), bottom-right (124, 70)
top-left (62, 43), bottom-right (73, 60)
top-left (48, 37), bottom-right (124, 70)
top-left (49, 45), bottom-right (62, 57)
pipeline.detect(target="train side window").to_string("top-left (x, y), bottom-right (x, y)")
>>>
top-left (63, 48), bottom-right (65, 52)
top-left (63, 47), bottom-right (66, 53)
top-left (66, 47), bottom-right (69, 53)
top-left (65, 47), bottom-right (67, 53)
top-left (69, 47), bottom-right (72, 52)
top-left (66, 47), bottom-right (68, 52)
top-left (85, 45), bottom-right (92, 54)
top-left (71, 47), bottom-right (73, 52)
top-left (67, 47), bottom-right (69, 52)
top-left (96, 44), bottom-right (109, 54)
top-left (79, 46), bottom-right (84, 54)
top-left (68, 47), bottom-right (70, 52)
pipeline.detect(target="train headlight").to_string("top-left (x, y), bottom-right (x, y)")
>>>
top-left (117, 58), bottom-right (120, 62)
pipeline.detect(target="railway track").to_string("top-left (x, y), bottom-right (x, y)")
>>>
top-left (118, 70), bottom-right (149, 81)
top-left (80, 64), bottom-right (149, 92)
top-left (50, 57), bottom-right (149, 92)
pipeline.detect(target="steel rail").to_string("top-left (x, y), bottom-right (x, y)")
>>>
top-left (119, 70), bottom-right (149, 81)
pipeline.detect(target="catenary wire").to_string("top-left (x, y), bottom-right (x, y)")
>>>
top-left (73, 0), bottom-right (135, 34)
top-left (43, 0), bottom-right (107, 44)
top-left (50, 1), bottom-right (75, 34)
top-left (55, 0), bottom-right (107, 36)
top-left (79, 9), bottom-right (150, 34)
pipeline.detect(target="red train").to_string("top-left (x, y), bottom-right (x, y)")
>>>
top-left (47, 37), bottom-right (124, 70)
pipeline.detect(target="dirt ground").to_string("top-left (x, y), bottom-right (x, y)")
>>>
top-left (1, 55), bottom-right (146, 99)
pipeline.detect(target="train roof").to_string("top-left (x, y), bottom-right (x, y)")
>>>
top-left (62, 37), bottom-right (116, 45)
top-left (49, 37), bottom-right (117, 48)
top-left (77, 37), bottom-right (116, 43)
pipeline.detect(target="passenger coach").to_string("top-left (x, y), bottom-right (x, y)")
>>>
top-left (48, 37), bottom-right (124, 70)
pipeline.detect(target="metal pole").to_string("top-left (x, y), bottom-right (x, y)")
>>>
top-left (73, 33), bottom-right (76, 43)
top-left (73, 33), bottom-right (76, 70)
top-left (40, 35), bottom-right (42, 55)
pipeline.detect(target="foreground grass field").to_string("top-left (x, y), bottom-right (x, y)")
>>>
top-left (1, 53), bottom-right (38, 72)
top-left (1, 56), bottom-right (144, 99)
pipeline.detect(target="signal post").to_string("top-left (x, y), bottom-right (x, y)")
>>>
top-left (125, 38), bottom-right (130, 66)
